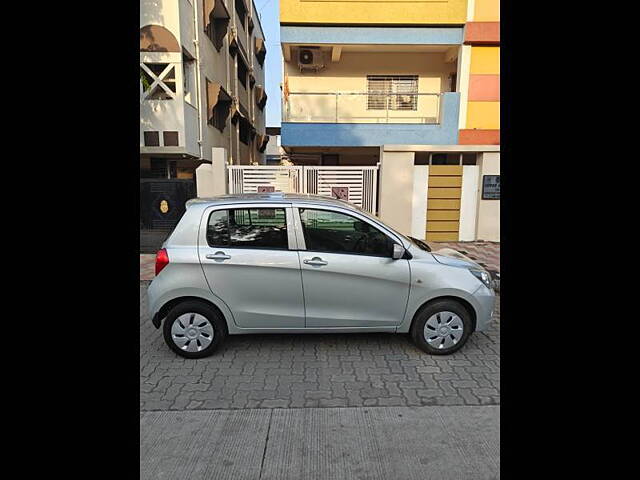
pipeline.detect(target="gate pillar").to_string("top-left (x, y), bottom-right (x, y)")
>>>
top-left (195, 147), bottom-right (228, 197)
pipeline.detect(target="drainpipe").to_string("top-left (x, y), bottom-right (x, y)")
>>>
top-left (192, 0), bottom-right (204, 162)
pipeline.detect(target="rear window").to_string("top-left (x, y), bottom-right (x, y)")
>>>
top-left (206, 208), bottom-right (288, 250)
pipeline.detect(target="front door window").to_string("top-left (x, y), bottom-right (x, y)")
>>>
top-left (299, 208), bottom-right (394, 257)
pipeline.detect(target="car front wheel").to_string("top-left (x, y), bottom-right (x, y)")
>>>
top-left (411, 300), bottom-right (473, 355)
top-left (162, 300), bottom-right (227, 359)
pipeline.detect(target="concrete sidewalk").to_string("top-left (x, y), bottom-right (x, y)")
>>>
top-left (140, 405), bottom-right (499, 480)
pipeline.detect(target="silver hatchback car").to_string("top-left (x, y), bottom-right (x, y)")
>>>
top-left (148, 193), bottom-right (496, 359)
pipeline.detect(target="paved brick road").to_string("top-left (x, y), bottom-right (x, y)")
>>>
top-left (140, 286), bottom-right (500, 411)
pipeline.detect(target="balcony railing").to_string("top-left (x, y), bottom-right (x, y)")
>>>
top-left (283, 92), bottom-right (443, 124)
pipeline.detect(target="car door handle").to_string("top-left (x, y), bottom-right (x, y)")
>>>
top-left (206, 252), bottom-right (231, 260)
top-left (303, 257), bottom-right (328, 266)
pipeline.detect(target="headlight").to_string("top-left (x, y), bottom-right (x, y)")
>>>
top-left (470, 269), bottom-right (492, 290)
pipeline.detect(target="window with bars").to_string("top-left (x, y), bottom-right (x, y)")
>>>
top-left (367, 75), bottom-right (418, 111)
top-left (140, 63), bottom-right (176, 100)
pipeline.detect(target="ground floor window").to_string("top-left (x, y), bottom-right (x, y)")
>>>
top-left (427, 153), bottom-right (477, 166)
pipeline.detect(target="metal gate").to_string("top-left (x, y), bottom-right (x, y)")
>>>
top-left (140, 179), bottom-right (196, 253)
top-left (227, 165), bottom-right (379, 214)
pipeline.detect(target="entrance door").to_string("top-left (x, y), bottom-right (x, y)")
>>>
top-left (198, 205), bottom-right (305, 329)
top-left (426, 165), bottom-right (462, 241)
top-left (296, 206), bottom-right (411, 328)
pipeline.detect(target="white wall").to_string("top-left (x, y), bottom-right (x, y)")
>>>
top-left (475, 152), bottom-right (500, 241)
top-left (379, 151), bottom-right (415, 235)
top-left (459, 165), bottom-right (480, 240)
top-left (411, 166), bottom-right (429, 239)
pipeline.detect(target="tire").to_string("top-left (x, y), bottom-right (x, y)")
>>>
top-left (410, 299), bottom-right (473, 355)
top-left (162, 300), bottom-right (227, 359)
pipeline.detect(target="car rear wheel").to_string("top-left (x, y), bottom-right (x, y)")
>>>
top-left (163, 300), bottom-right (227, 358)
top-left (411, 300), bottom-right (472, 355)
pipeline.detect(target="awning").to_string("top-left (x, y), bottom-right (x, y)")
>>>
top-left (204, 0), bottom-right (230, 26)
top-left (203, 0), bottom-right (230, 51)
top-left (254, 85), bottom-right (264, 104)
top-left (256, 134), bottom-right (270, 153)
top-left (206, 81), bottom-right (231, 122)
top-left (231, 99), bottom-right (250, 124)
top-left (255, 85), bottom-right (267, 110)
top-left (255, 37), bottom-right (267, 65)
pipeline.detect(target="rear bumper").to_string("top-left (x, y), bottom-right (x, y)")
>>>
top-left (148, 279), bottom-right (162, 329)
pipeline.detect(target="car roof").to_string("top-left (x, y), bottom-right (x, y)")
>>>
top-left (186, 193), bottom-right (362, 211)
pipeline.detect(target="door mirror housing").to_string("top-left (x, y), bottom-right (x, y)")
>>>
top-left (392, 243), bottom-right (405, 260)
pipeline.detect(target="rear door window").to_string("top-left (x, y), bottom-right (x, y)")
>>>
top-left (206, 208), bottom-right (288, 249)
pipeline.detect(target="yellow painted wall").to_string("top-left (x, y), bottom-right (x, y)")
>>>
top-left (474, 0), bottom-right (500, 21)
top-left (284, 51), bottom-right (457, 123)
top-left (281, 0), bottom-right (468, 25)
top-left (466, 101), bottom-right (499, 129)
top-left (469, 46), bottom-right (500, 74)
top-left (466, 45), bottom-right (499, 129)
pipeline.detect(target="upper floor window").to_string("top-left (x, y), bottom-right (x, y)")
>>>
top-left (237, 55), bottom-right (248, 89)
top-left (206, 80), bottom-right (232, 132)
top-left (140, 63), bottom-right (176, 100)
top-left (203, 0), bottom-right (230, 51)
top-left (235, 0), bottom-right (247, 30)
top-left (367, 75), bottom-right (418, 111)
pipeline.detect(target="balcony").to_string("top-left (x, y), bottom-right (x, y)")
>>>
top-left (281, 92), bottom-right (460, 147)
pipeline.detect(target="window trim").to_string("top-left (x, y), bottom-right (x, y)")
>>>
top-left (200, 204), bottom-right (297, 251)
top-left (292, 206), bottom-right (401, 259)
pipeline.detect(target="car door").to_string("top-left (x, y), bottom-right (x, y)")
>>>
top-left (295, 206), bottom-right (411, 328)
top-left (198, 204), bottom-right (305, 329)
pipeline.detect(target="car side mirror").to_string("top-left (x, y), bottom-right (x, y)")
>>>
top-left (392, 244), bottom-right (405, 260)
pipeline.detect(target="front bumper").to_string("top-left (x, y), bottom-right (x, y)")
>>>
top-left (472, 286), bottom-right (497, 331)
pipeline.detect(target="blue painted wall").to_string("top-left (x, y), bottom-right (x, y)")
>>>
top-left (282, 93), bottom-right (460, 147)
top-left (280, 26), bottom-right (463, 45)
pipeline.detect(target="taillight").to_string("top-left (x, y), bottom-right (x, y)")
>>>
top-left (155, 248), bottom-right (169, 276)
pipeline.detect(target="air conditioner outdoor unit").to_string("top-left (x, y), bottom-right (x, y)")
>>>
top-left (297, 48), bottom-right (325, 72)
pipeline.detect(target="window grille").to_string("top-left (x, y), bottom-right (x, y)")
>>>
top-left (367, 75), bottom-right (418, 111)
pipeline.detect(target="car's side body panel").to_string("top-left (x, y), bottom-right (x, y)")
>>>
top-left (148, 194), bottom-right (496, 337)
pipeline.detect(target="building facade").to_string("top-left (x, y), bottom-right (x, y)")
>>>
top-left (140, 0), bottom-right (269, 250)
top-left (279, 0), bottom-right (500, 241)
top-left (141, 0), bottom-right (269, 175)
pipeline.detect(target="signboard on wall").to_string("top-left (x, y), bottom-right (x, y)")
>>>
top-left (331, 186), bottom-right (349, 200)
top-left (257, 186), bottom-right (275, 193)
top-left (482, 175), bottom-right (500, 200)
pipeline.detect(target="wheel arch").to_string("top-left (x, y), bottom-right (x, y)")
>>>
top-left (152, 296), bottom-right (230, 335)
top-left (408, 295), bottom-right (478, 333)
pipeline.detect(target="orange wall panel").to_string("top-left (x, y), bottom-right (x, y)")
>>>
top-left (468, 74), bottom-right (500, 101)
